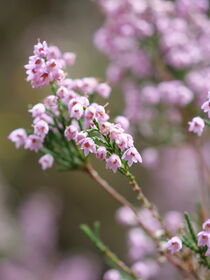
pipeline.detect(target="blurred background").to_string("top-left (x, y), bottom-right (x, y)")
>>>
top-left (0, 0), bottom-right (203, 279)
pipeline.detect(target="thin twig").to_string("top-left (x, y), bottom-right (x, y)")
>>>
top-left (84, 164), bottom-right (201, 280)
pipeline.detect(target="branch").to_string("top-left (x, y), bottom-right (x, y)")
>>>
top-left (80, 222), bottom-right (142, 280)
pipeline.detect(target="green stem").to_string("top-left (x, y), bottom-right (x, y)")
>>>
top-left (80, 224), bottom-right (142, 280)
top-left (122, 168), bottom-right (171, 237)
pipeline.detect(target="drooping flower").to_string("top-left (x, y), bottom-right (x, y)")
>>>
top-left (167, 236), bottom-right (182, 254)
top-left (106, 154), bottom-right (122, 173)
top-left (69, 103), bottom-right (84, 120)
top-left (64, 125), bottom-right (78, 140)
top-left (24, 135), bottom-right (43, 152)
top-left (197, 231), bottom-right (209, 247)
top-left (84, 106), bottom-right (96, 122)
top-left (80, 137), bottom-right (96, 156)
top-left (188, 116), bottom-right (205, 136)
top-left (38, 154), bottom-right (54, 170)
top-left (115, 116), bottom-right (130, 131)
top-left (201, 93), bottom-right (210, 117)
top-left (96, 146), bottom-right (107, 160)
top-left (203, 219), bottom-right (210, 232)
top-left (8, 128), bottom-right (27, 148)
top-left (33, 40), bottom-right (48, 58)
top-left (75, 132), bottom-right (88, 145)
top-left (33, 120), bottom-right (49, 138)
top-left (29, 103), bottom-right (46, 118)
top-left (122, 147), bottom-right (142, 167)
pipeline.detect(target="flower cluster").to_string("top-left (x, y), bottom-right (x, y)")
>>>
top-left (102, 206), bottom-right (184, 280)
top-left (94, 0), bottom-right (210, 150)
top-left (9, 40), bottom-right (141, 173)
top-left (167, 217), bottom-right (210, 258)
top-left (197, 219), bottom-right (210, 256)
top-left (188, 90), bottom-right (210, 136)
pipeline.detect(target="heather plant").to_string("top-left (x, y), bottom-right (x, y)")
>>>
top-left (8, 38), bottom-right (210, 280)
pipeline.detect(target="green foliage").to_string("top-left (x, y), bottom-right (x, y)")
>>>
top-left (183, 212), bottom-right (210, 269)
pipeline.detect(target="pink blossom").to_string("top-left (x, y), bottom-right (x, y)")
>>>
top-left (128, 228), bottom-right (155, 261)
top-left (141, 85), bottom-right (160, 104)
top-left (94, 104), bottom-right (109, 123)
top-left (44, 95), bottom-right (58, 109)
top-left (80, 138), bottom-right (96, 156)
top-left (79, 96), bottom-right (90, 107)
top-left (115, 133), bottom-right (134, 151)
top-left (24, 135), bottom-right (43, 152)
top-left (131, 261), bottom-right (151, 279)
top-left (68, 98), bottom-right (81, 111)
top-left (106, 154), bottom-right (122, 173)
top-left (57, 86), bottom-right (69, 99)
top-left (100, 122), bottom-right (113, 134)
top-left (103, 269), bottom-right (121, 280)
top-left (132, 261), bottom-right (159, 280)
top-left (75, 132), bottom-right (88, 145)
top-left (64, 125), bottom-right (78, 140)
top-left (122, 147), bottom-right (142, 167)
top-left (109, 124), bottom-right (124, 140)
top-left (69, 103), bottom-right (84, 120)
top-left (33, 40), bottom-right (48, 58)
top-left (188, 116), bottom-right (205, 136)
top-left (63, 52), bottom-right (76, 66)
top-left (115, 116), bottom-right (130, 131)
top-left (167, 236), bottom-right (182, 254)
top-left (96, 146), bottom-right (107, 160)
top-left (197, 231), bottom-right (210, 247)
top-left (29, 103), bottom-right (46, 118)
top-left (48, 45), bottom-right (61, 59)
top-left (164, 211), bottom-right (183, 233)
top-left (33, 120), bottom-right (49, 138)
top-left (60, 78), bottom-right (75, 90)
top-left (84, 106), bottom-right (96, 122)
top-left (203, 219), bottom-right (210, 232)
top-left (8, 128), bottom-right (27, 148)
top-left (115, 206), bottom-right (137, 226)
top-left (201, 97), bottom-right (210, 118)
top-left (80, 77), bottom-right (98, 94)
top-left (95, 83), bottom-right (111, 98)
top-left (33, 113), bottom-right (54, 125)
top-left (38, 154), bottom-right (54, 170)
top-left (57, 87), bottom-right (76, 104)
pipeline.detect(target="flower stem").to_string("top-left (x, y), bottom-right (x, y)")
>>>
top-left (80, 223), bottom-right (142, 280)
top-left (123, 168), bottom-right (171, 237)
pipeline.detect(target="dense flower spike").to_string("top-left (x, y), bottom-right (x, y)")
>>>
top-left (9, 40), bottom-right (142, 173)
top-left (196, 218), bottom-right (210, 256)
top-left (94, 0), bottom-right (210, 150)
